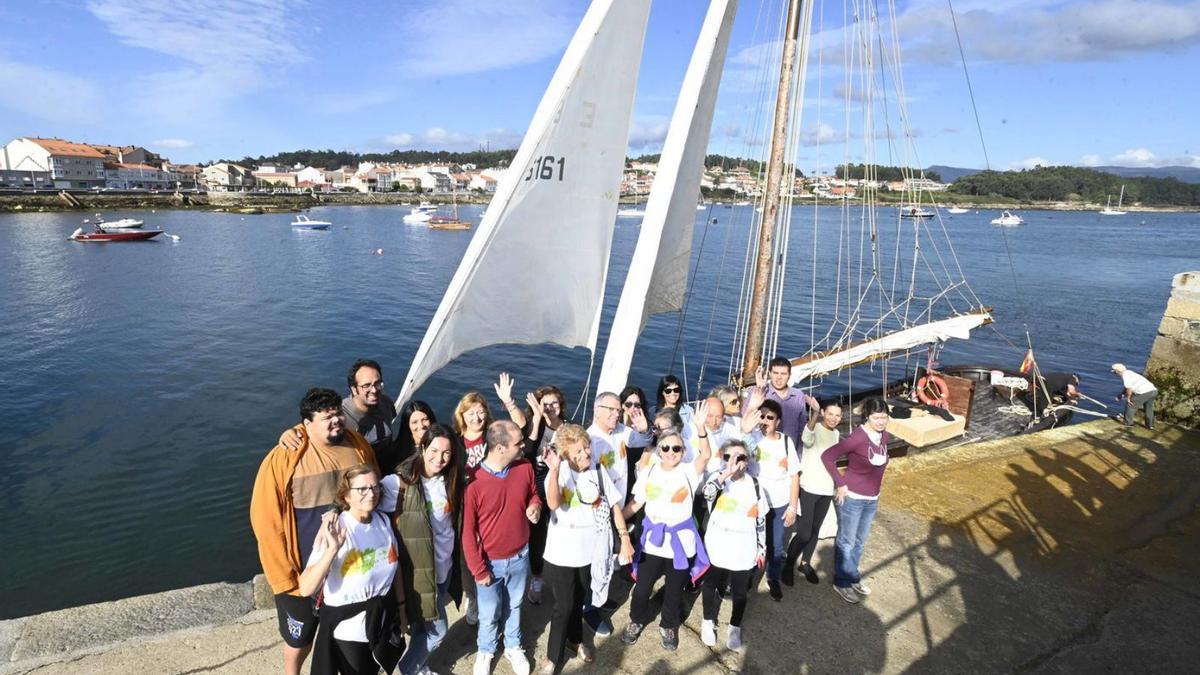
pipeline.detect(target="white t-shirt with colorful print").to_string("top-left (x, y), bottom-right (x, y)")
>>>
top-left (703, 474), bottom-right (767, 571)
top-left (306, 510), bottom-right (398, 642)
top-left (543, 465), bottom-right (621, 568)
top-left (745, 430), bottom-right (801, 508)
top-left (632, 463), bottom-right (701, 559)
top-left (588, 422), bottom-right (653, 507)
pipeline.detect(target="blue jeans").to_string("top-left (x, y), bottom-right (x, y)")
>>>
top-left (475, 546), bottom-right (530, 654)
top-left (397, 580), bottom-right (449, 675)
top-left (833, 497), bottom-right (879, 588)
top-left (765, 504), bottom-right (790, 581)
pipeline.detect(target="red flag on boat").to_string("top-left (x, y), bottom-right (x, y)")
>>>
top-left (1019, 349), bottom-right (1035, 374)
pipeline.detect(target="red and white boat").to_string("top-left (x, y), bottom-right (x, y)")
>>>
top-left (70, 227), bottom-right (163, 242)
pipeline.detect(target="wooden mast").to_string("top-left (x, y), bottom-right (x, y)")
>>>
top-left (740, 0), bottom-right (803, 383)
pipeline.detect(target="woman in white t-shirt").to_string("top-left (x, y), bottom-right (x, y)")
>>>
top-left (300, 465), bottom-right (401, 675)
top-left (743, 398), bottom-right (801, 602)
top-left (699, 439), bottom-right (767, 651)
top-left (536, 423), bottom-right (635, 675)
top-left (619, 403), bottom-right (713, 653)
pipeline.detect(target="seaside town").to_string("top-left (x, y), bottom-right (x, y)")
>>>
top-left (0, 135), bottom-right (945, 199)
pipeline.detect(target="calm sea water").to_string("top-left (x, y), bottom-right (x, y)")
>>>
top-left (0, 203), bottom-right (1196, 618)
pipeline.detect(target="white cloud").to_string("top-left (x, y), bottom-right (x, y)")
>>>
top-left (1080, 153), bottom-right (1104, 167)
top-left (381, 127), bottom-right (522, 151)
top-left (801, 122), bottom-right (844, 146)
top-left (152, 138), bottom-right (195, 149)
top-left (399, 1), bottom-right (583, 77)
top-left (627, 119), bottom-right (670, 150)
top-left (0, 57), bottom-right (101, 124)
top-left (1010, 156), bottom-right (1050, 170)
top-left (1111, 147), bottom-right (1158, 166)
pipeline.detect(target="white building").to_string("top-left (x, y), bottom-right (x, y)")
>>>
top-left (104, 162), bottom-right (181, 190)
top-left (201, 163), bottom-right (256, 192)
top-left (3, 137), bottom-right (106, 188)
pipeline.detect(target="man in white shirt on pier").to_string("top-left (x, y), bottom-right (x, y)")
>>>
top-left (1111, 363), bottom-right (1158, 430)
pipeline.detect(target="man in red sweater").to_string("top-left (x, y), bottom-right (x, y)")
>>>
top-left (463, 419), bottom-right (542, 675)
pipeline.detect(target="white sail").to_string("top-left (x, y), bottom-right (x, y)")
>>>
top-left (787, 311), bottom-right (993, 384)
top-left (396, 0), bottom-right (652, 407)
top-left (596, 0), bottom-right (738, 394)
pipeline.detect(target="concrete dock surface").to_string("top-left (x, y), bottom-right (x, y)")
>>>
top-left (5, 419), bottom-right (1198, 674)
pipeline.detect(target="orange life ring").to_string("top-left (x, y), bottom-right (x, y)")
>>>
top-left (916, 374), bottom-right (950, 408)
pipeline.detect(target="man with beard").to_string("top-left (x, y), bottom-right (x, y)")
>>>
top-left (278, 359), bottom-right (399, 472)
top-left (251, 388), bottom-right (379, 675)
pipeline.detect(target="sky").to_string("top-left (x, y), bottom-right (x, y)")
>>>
top-left (1, 0), bottom-right (1198, 173)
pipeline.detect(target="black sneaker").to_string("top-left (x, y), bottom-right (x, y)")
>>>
top-left (768, 580), bottom-right (783, 601)
top-left (621, 622), bottom-right (645, 645)
top-left (800, 562), bottom-right (820, 585)
top-left (584, 608), bottom-right (613, 637)
top-left (660, 627), bottom-right (678, 651)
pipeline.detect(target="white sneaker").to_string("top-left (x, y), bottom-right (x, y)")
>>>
top-left (851, 582), bottom-right (872, 596)
top-left (466, 597), bottom-right (479, 625)
top-left (504, 647), bottom-right (532, 675)
top-left (727, 626), bottom-right (744, 651)
top-left (473, 652), bottom-right (493, 675)
top-left (700, 619), bottom-right (716, 647)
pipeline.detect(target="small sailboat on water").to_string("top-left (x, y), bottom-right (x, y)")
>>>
top-left (1100, 185), bottom-right (1127, 215)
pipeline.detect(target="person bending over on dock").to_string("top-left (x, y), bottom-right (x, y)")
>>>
top-left (251, 388), bottom-right (380, 675)
top-left (278, 359), bottom-right (399, 473)
top-left (1022, 371), bottom-right (1081, 426)
top-left (1111, 363), bottom-right (1158, 430)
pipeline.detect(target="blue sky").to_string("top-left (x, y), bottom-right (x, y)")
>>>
top-left (1, 0), bottom-right (1197, 172)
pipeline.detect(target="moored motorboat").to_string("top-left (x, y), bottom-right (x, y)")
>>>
top-left (402, 208), bottom-right (432, 224)
top-left (291, 215), bottom-right (331, 230)
top-left (900, 206), bottom-right (935, 218)
top-left (990, 210), bottom-right (1024, 226)
top-left (946, 206), bottom-right (969, 214)
top-left (70, 227), bottom-right (162, 242)
top-left (100, 218), bottom-right (145, 229)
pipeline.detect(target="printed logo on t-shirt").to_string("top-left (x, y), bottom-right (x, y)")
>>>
top-left (714, 493), bottom-right (760, 518)
top-left (598, 442), bottom-right (627, 469)
top-left (425, 496), bottom-right (451, 516)
top-left (340, 547), bottom-right (379, 578)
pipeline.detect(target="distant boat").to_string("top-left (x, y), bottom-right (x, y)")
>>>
top-left (291, 215), bottom-right (331, 230)
top-left (900, 206), bottom-right (934, 219)
top-left (734, 200), bottom-right (751, 206)
top-left (946, 206), bottom-right (969, 214)
top-left (101, 218), bottom-right (144, 229)
top-left (990, 211), bottom-right (1024, 226)
top-left (428, 196), bottom-right (472, 230)
top-left (402, 209), bottom-right (432, 224)
top-left (417, 201), bottom-right (438, 212)
top-left (70, 227), bottom-right (161, 242)
top-left (616, 208), bottom-right (644, 218)
top-left (1100, 185), bottom-right (1127, 216)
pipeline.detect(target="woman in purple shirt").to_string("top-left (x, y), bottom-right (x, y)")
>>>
top-left (821, 396), bottom-right (891, 604)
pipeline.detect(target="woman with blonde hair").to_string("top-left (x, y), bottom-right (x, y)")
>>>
top-left (300, 464), bottom-right (402, 674)
top-left (452, 373), bottom-right (527, 472)
top-left (536, 423), bottom-right (634, 674)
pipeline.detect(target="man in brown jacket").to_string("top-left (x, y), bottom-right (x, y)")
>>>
top-left (250, 388), bottom-right (378, 675)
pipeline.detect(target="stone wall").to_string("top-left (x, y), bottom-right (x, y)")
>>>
top-left (1146, 271), bottom-right (1200, 427)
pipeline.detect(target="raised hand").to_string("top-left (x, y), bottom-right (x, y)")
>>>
top-left (627, 403), bottom-right (649, 433)
top-left (805, 393), bottom-right (820, 413)
top-left (494, 372), bottom-right (516, 405)
top-left (741, 407), bottom-right (763, 434)
top-left (542, 445), bottom-right (561, 472)
top-left (326, 515), bottom-right (346, 550)
top-left (692, 399), bottom-right (708, 433)
top-left (754, 365), bottom-right (767, 389)
top-left (526, 391), bottom-right (543, 421)
top-left (746, 386), bottom-right (765, 412)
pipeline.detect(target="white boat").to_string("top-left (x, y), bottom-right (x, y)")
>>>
top-left (291, 214), bottom-right (331, 230)
top-left (946, 206), bottom-right (970, 214)
top-left (100, 218), bottom-right (144, 229)
top-left (394, 0), bottom-right (999, 450)
top-left (990, 211), bottom-right (1024, 226)
top-left (417, 201), bottom-right (438, 212)
top-left (402, 208), bottom-right (432, 224)
top-left (1100, 185), bottom-right (1127, 216)
top-left (616, 208), bottom-right (645, 218)
top-left (900, 206), bottom-right (935, 219)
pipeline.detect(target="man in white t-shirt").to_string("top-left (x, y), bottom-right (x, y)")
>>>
top-left (1112, 363), bottom-right (1158, 429)
top-left (588, 392), bottom-right (654, 509)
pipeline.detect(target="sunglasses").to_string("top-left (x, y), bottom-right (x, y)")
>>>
top-left (722, 454), bottom-right (747, 463)
top-left (663, 386), bottom-right (681, 394)
top-left (658, 444), bottom-right (684, 454)
top-left (623, 401), bottom-right (642, 408)
top-left (760, 414), bottom-right (778, 421)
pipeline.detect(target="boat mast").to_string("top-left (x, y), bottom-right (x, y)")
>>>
top-left (739, 0), bottom-right (803, 383)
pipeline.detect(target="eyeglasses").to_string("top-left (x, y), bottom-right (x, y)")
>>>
top-left (597, 404), bottom-right (620, 413)
top-left (658, 444), bottom-right (684, 454)
top-left (355, 381), bottom-right (384, 391)
top-left (350, 484), bottom-right (382, 496)
top-left (623, 401), bottom-right (642, 409)
top-left (663, 386), bottom-right (681, 394)
top-left (722, 454), bottom-right (747, 463)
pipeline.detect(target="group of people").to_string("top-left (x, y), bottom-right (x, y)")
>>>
top-left (251, 357), bottom-right (900, 675)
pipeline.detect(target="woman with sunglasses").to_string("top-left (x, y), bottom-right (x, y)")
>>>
top-left (381, 425), bottom-right (462, 675)
top-left (743, 398), bottom-right (801, 602)
top-left (300, 465), bottom-right (402, 674)
top-left (522, 385), bottom-right (570, 606)
top-left (699, 438), bottom-right (767, 651)
top-left (536, 423), bottom-right (635, 674)
top-left (820, 396), bottom-right (892, 604)
top-left (620, 401), bottom-right (713, 652)
top-left (654, 375), bottom-right (693, 426)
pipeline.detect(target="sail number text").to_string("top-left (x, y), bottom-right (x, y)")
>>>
top-left (524, 156), bottom-right (566, 182)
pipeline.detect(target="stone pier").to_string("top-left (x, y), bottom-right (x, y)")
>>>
top-left (1147, 271), bottom-right (1200, 427)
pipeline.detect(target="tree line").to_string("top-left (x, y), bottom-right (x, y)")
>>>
top-left (948, 165), bottom-right (1200, 206)
top-left (835, 164), bottom-right (942, 182)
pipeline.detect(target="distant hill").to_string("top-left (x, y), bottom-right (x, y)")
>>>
top-left (929, 164), bottom-right (1200, 185)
